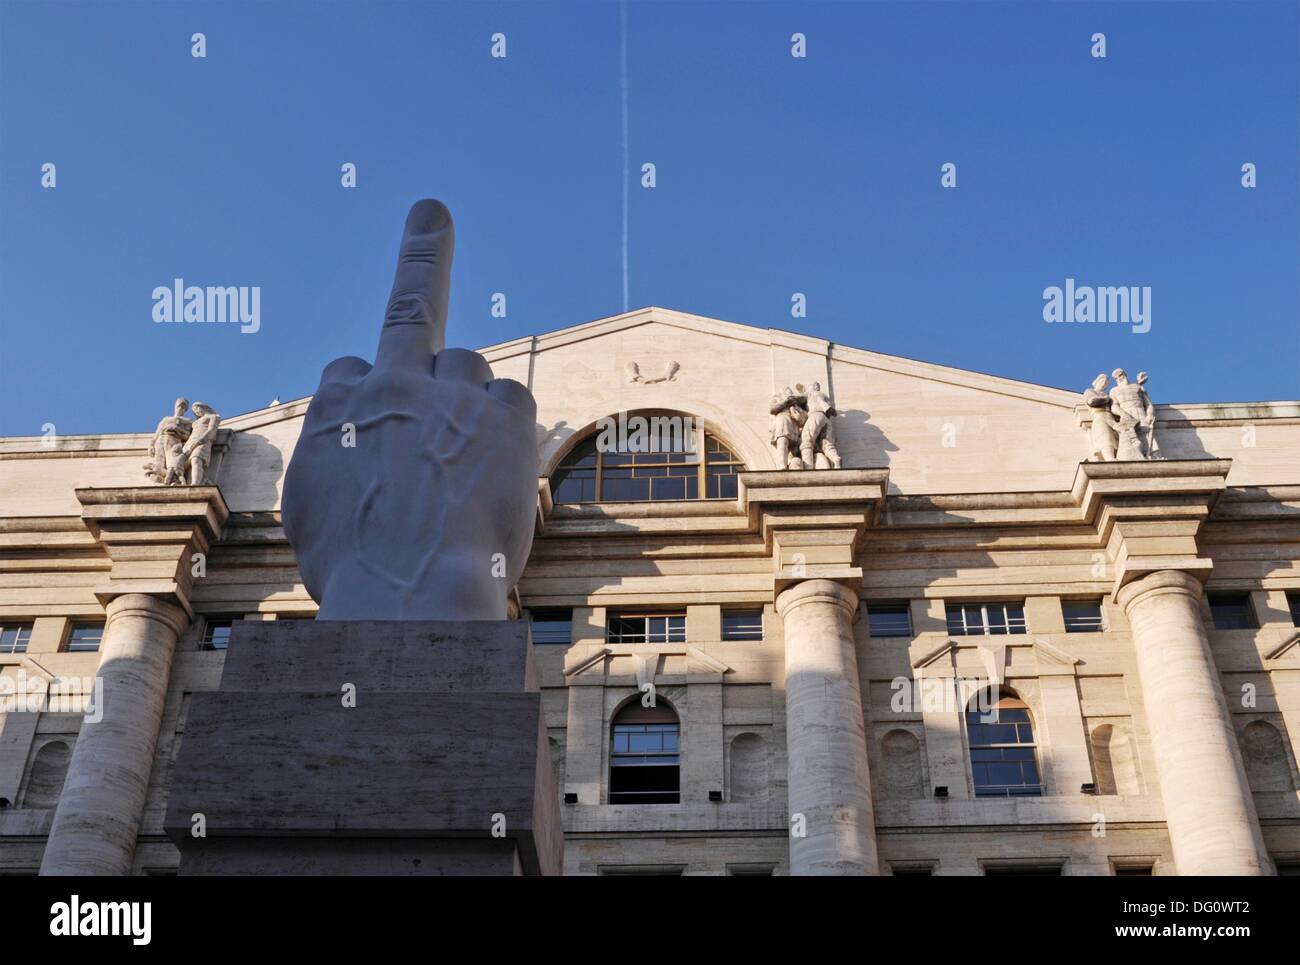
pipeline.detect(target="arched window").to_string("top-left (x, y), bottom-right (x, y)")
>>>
top-left (966, 691), bottom-right (1043, 798)
top-left (609, 701), bottom-right (680, 804)
top-left (551, 413), bottom-right (745, 504)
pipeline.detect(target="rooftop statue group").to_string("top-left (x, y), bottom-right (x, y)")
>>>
top-left (769, 381), bottom-right (842, 470)
top-left (1082, 368), bottom-right (1162, 462)
top-left (143, 397), bottom-right (222, 485)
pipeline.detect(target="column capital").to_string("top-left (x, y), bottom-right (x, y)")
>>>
top-left (76, 485), bottom-right (230, 617)
top-left (1071, 459), bottom-right (1229, 594)
top-left (739, 468), bottom-right (888, 596)
top-left (1114, 568), bottom-right (1205, 613)
top-left (775, 578), bottom-right (859, 619)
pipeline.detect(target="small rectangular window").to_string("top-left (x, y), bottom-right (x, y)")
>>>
top-left (867, 604), bottom-right (912, 638)
top-left (946, 603), bottom-right (1027, 636)
top-left (983, 864), bottom-right (1063, 876)
top-left (721, 609), bottom-right (763, 641)
top-left (529, 608), bottom-right (573, 645)
top-left (0, 623), bottom-right (33, 654)
top-left (1114, 864), bottom-right (1154, 876)
top-left (1288, 593), bottom-right (1300, 628)
top-left (1062, 601), bottom-right (1105, 633)
top-left (607, 612), bottom-right (686, 644)
top-left (66, 624), bottom-right (104, 652)
top-left (1208, 593), bottom-right (1256, 630)
top-left (201, 618), bottom-right (237, 651)
top-left (890, 863), bottom-right (935, 876)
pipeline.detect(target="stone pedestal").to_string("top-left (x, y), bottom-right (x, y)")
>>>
top-left (776, 579), bottom-right (879, 875)
top-left (164, 620), bottom-right (563, 876)
top-left (1118, 571), bottom-right (1271, 875)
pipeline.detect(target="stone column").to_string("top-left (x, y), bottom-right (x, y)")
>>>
top-left (40, 593), bottom-right (188, 875)
top-left (776, 579), bottom-right (878, 875)
top-left (39, 485), bottom-right (227, 876)
top-left (1117, 570), bottom-right (1271, 875)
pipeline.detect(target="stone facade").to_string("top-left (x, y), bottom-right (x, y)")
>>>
top-left (1, 308), bottom-right (1298, 875)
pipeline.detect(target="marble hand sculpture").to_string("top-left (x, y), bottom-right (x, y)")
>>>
top-left (282, 200), bottom-right (539, 621)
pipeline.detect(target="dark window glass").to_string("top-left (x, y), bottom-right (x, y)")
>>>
top-left (66, 624), bottom-right (103, 652)
top-left (867, 604), bottom-right (912, 638)
top-left (1115, 865), bottom-right (1154, 876)
top-left (529, 608), bottom-right (572, 645)
top-left (947, 603), bottom-right (1027, 636)
top-left (1063, 600), bottom-right (1104, 633)
top-left (721, 610), bottom-right (763, 641)
top-left (1289, 593), bottom-right (1300, 628)
top-left (0, 623), bottom-right (33, 654)
top-left (607, 613), bottom-right (686, 644)
top-left (609, 703), bottom-right (680, 805)
top-left (984, 865), bottom-right (1063, 876)
top-left (201, 619), bottom-right (236, 651)
top-left (967, 694), bottom-right (1043, 798)
top-left (1208, 594), bottom-right (1256, 630)
top-left (891, 865), bottom-right (935, 876)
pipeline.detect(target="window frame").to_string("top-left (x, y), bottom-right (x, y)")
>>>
top-left (0, 623), bottom-right (33, 655)
top-left (946, 602), bottom-right (1028, 636)
top-left (721, 609), bottom-right (764, 641)
top-left (1207, 593), bottom-right (1257, 631)
top-left (200, 616), bottom-right (239, 651)
top-left (550, 417), bottom-right (745, 505)
top-left (1062, 600), bottom-right (1106, 633)
top-left (529, 608), bottom-right (573, 645)
top-left (606, 611), bottom-right (687, 645)
top-left (866, 603), bottom-right (913, 639)
top-left (65, 623), bottom-right (104, 653)
top-left (608, 702), bottom-right (681, 805)
top-left (966, 694), bottom-right (1044, 799)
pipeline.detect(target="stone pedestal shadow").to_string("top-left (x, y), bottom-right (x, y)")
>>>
top-left (164, 620), bottom-right (563, 875)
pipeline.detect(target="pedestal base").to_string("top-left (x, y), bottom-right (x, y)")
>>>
top-left (164, 621), bottom-right (563, 875)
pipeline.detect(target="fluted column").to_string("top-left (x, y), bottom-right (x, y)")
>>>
top-left (40, 485), bottom-right (227, 876)
top-left (1118, 570), bottom-right (1271, 875)
top-left (776, 579), bottom-right (878, 875)
top-left (40, 593), bottom-right (188, 875)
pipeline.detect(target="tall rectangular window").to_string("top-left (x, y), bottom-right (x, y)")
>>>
top-left (946, 603), bottom-right (1027, 636)
top-left (201, 618), bottom-right (237, 651)
top-left (1062, 600), bottom-right (1105, 633)
top-left (1288, 593), bottom-right (1300, 628)
top-left (721, 609), bottom-right (763, 641)
top-left (529, 608), bottom-right (573, 645)
top-left (0, 623), bottom-right (33, 654)
top-left (866, 604), bottom-right (912, 638)
top-left (1208, 594), bottom-right (1256, 630)
top-left (66, 624), bottom-right (104, 652)
top-left (607, 612), bottom-right (686, 644)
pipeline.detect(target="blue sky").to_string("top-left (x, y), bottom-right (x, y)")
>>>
top-left (1, 0), bottom-right (1297, 436)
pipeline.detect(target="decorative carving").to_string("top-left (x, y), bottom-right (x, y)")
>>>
top-left (769, 382), bottom-right (842, 470)
top-left (181, 402), bottom-right (222, 485)
top-left (626, 360), bottom-right (679, 384)
top-left (1081, 369), bottom-right (1161, 461)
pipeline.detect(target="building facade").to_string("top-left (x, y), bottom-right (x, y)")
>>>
top-left (2, 307), bottom-right (1299, 875)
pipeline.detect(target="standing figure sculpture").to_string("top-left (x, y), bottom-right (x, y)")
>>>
top-left (800, 381), bottom-right (843, 470)
top-left (1081, 368), bottom-right (1162, 461)
top-left (183, 402), bottom-right (222, 485)
top-left (1082, 374), bottom-right (1119, 461)
top-left (143, 397), bottom-right (193, 484)
top-left (769, 386), bottom-right (807, 469)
